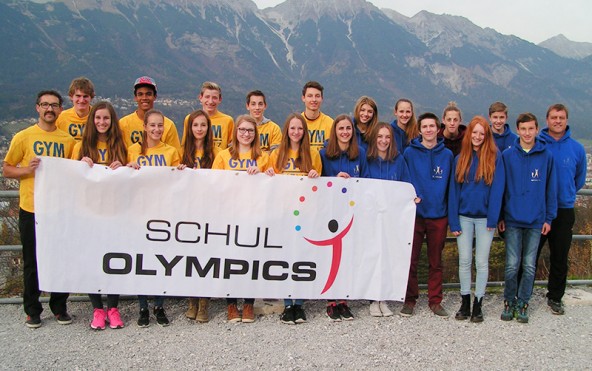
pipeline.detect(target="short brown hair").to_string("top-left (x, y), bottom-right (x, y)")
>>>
top-left (68, 77), bottom-right (95, 98)
top-left (488, 101), bottom-right (507, 116)
top-left (200, 81), bottom-right (222, 97)
top-left (546, 103), bottom-right (569, 119)
top-left (302, 81), bottom-right (324, 97)
top-left (516, 112), bottom-right (538, 129)
top-left (246, 90), bottom-right (266, 105)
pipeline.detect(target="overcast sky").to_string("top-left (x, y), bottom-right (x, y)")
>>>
top-left (253, 0), bottom-right (592, 44)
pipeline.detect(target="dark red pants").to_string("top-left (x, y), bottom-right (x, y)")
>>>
top-left (404, 216), bottom-right (448, 306)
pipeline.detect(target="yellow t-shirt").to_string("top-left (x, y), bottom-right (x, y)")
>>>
top-left (4, 125), bottom-right (75, 212)
top-left (56, 107), bottom-right (90, 141)
top-left (127, 142), bottom-right (181, 167)
top-left (257, 120), bottom-right (282, 153)
top-left (71, 140), bottom-right (111, 164)
top-left (119, 111), bottom-right (181, 150)
top-left (302, 111), bottom-right (333, 152)
top-left (181, 110), bottom-right (234, 150)
top-left (212, 148), bottom-right (269, 171)
top-left (268, 148), bottom-right (322, 176)
top-left (179, 146), bottom-right (221, 169)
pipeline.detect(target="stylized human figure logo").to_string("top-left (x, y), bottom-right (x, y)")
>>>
top-left (304, 216), bottom-right (354, 294)
top-left (434, 165), bottom-right (443, 176)
top-left (294, 181), bottom-right (355, 294)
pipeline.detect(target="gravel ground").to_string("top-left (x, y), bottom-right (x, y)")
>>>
top-left (1, 288), bottom-right (590, 370)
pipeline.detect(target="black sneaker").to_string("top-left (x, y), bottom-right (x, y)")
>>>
top-left (293, 305), bottom-right (307, 324)
top-left (137, 308), bottom-right (150, 328)
top-left (25, 315), bottom-right (41, 328)
top-left (326, 304), bottom-right (341, 321)
top-left (337, 303), bottom-right (354, 321)
top-left (280, 306), bottom-right (296, 325)
top-left (55, 312), bottom-right (72, 325)
top-left (547, 298), bottom-right (565, 315)
top-left (154, 307), bottom-right (170, 326)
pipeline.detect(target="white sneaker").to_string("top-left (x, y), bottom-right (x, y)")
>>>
top-left (369, 301), bottom-right (382, 317)
top-left (379, 301), bottom-right (393, 317)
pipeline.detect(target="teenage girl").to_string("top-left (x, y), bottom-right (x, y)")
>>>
top-left (212, 114), bottom-right (269, 323)
top-left (352, 96), bottom-right (378, 151)
top-left (73, 101), bottom-right (127, 330)
top-left (448, 116), bottom-right (505, 322)
top-left (179, 109), bottom-right (220, 323)
top-left (127, 109), bottom-right (181, 327)
top-left (179, 109), bottom-right (220, 170)
top-left (319, 114), bottom-right (369, 321)
top-left (365, 122), bottom-right (412, 317)
top-left (391, 98), bottom-right (419, 154)
top-left (265, 113), bottom-right (322, 325)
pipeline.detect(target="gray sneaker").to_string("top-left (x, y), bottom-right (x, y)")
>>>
top-left (547, 298), bottom-right (565, 315)
top-left (399, 304), bottom-right (414, 317)
top-left (430, 304), bottom-right (449, 317)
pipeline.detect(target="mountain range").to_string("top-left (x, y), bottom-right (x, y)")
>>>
top-left (539, 34), bottom-right (592, 60)
top-left (1, 0), bottom-right (591, 139)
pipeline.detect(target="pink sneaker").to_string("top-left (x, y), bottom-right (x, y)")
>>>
top-left (107, 307), bottom-right (124, 329)
top-left (91, 308), bottom-right (107, 330)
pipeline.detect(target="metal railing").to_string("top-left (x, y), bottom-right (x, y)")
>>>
top-left (1, 189), bottom-right (591, 304)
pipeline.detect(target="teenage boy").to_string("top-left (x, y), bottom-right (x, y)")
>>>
top-left (498, 113), bottom-right (557, 324)
top-left (119, 76), bottom-right (181, 150)
top-left (438, 103), bottom-right (465, 156)
top-left (537, 104), bottom-right (586, 315)
top-left (402, 112), bottom-right (454, 318)
top-left (3, 90), bottom-right (76, 328)
top-left (56, 77), bottom-right (95, 141)
top-left (246, 90), bottom-right (282, 153)
top-left (182, 81), bottom-right (234, 149)
top-left (489, 101), bottom-right (517, 151)
top-left (301, 81), bottom-right (333, 152)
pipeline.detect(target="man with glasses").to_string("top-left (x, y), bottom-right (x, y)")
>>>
top-left (3, 90), bottom-right (76, 328)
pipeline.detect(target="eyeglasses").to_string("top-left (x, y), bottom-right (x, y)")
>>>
top-left (238, 128), bottom-right (255, 135)
top-left (38, 102), bottom-right (61, 109)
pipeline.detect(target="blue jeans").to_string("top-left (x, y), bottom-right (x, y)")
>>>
top-left (503, 227), bottom-right (541, 303)
top-left (456, 216), bottom-right (494, 299)
top-left (284, 299), bottom-right (304, 306)
top-left (138, 295), bottom-right (164, 309)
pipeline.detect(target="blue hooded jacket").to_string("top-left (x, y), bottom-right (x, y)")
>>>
top-left (390, 120), bottom-right (410, 154)
top-left (448, 150), bottom-right (505, 231)
top-left (501, 138), bottom-right (558, 229)
top-left (493, 124), bottom-right (518, 152)
top-left (403, 137), bottom-right (453, 219)
top-left (353, 117), bottom-right (370, 152)
top-left (367, 153), bottom-right (411, 183)
top-left (539, 126), bottom-right (586, 208)
top-left (320, 146), bottom-right (369, 178)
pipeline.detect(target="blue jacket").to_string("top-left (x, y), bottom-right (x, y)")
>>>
top-left (320, 147), bottom-right (369, 178)
top-left (390, 120), bottom-right (409, 154)
top-left (367, 153), bottom-right (411, 183)
top-left (448, 150), bottom-right (505, 231)
top-left (493, 124), bottom-right (518, 152)
top-left (353, 117), bottom-right (370, 152)
top-left (403, 137), bottom-right (453, 219)
top-left (501, 138), bottom-right (558, 229)
top-left (539, 126), bottom-right (586, 208)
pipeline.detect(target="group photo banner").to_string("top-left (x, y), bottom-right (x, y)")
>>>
top-left (34, 157), bottom-right (416, 301)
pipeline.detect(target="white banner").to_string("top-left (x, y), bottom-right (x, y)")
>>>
top-left (34, 157), bottom-right (416, 301)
